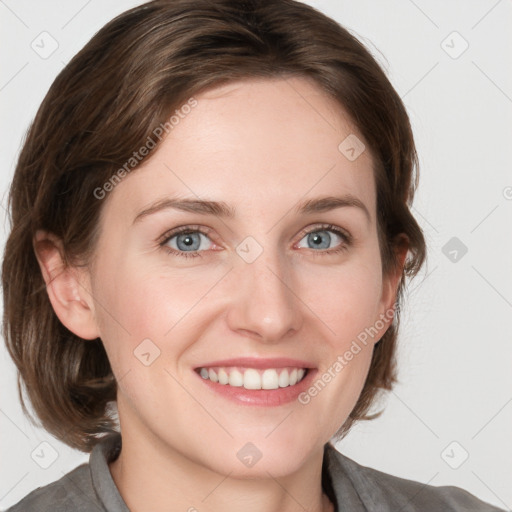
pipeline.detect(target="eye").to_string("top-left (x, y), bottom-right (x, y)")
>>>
top-left (160, 226), bottom-right (215, 258)
top-left (170, 231), bottom-right (212, 251)
top-left (295, 224), bottom-right (350, 254)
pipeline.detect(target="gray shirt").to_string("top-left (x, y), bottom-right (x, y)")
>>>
top-left (6, 433), bottom-right (504, 511)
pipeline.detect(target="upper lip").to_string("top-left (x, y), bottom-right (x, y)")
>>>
top-left (195, 357), bottom-right (315, 370)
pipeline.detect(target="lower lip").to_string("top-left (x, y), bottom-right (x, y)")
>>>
top-left (195, 369), bottom-right (317, 406)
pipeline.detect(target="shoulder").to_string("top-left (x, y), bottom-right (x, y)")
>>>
top-left (5, 463), bottom-right (101, 512)
top-left (324, 444), bottom-right (505, 511)
top-left (6, 433), bottom-right (124, 512)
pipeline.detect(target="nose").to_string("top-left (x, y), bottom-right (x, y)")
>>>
top-left (225, 248), bottom-right (304, 343)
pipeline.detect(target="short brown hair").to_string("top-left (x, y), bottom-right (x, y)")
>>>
top-left (2, 0), bottom-right (425, 451)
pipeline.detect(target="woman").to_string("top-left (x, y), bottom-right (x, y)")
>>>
top-left (2, 0), bottom-right (504, 510)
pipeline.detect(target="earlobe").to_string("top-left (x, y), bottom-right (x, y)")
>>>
top-left (33, 230), bottom-right (100, 340)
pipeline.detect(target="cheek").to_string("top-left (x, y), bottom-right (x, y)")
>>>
top-left (295, 254), bottom-right (385, 431)
top-left (299, 256), bottom-right (384, 343)
top-left (91, 256), bottom-right (225, 370)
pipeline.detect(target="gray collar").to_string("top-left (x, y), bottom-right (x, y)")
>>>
top-left (89, 433), bottom-right (129, 512)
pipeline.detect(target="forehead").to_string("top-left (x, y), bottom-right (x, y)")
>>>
top-left (103, 76), bottom-right (376, 224)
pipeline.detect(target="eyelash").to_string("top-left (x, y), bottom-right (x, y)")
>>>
top-left (158, 223), bottom-right (352, 259)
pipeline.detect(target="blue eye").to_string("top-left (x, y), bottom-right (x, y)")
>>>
top-left (160, 223), bottom-right (351, 260)
top-left (162, 228), bottom-right (214, 258)
top-left (296, 227), bottom-right (348, 252)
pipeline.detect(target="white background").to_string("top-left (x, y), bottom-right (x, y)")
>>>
top-left (1, 0), bottom-right (511, 510)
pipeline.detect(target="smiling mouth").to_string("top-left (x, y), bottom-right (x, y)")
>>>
top-left (195, 366), bottom-right (308, 390)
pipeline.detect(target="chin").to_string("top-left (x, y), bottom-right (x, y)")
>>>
top-left (194, 429), bottom-right (322, 479)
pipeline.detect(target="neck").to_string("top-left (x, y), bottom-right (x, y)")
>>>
top-left (109, 428), bottom-right (334, 512)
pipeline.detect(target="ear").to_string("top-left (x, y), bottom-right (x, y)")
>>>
top-left (33, 230), bottom-right (100, 340)
top-left (378, 235), bottom-right (409, 322)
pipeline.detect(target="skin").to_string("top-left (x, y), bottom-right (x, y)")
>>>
top-left (35, 76), bottom-right (406, 512)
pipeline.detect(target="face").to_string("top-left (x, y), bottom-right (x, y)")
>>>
top-left (84, 77), bottom-right (398, 477)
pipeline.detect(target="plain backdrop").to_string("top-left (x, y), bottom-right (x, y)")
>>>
top-left (1, 0), bottom-right (511, 510)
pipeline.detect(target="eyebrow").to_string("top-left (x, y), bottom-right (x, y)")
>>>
top-left (295, 195), bottom-right (370, 223)
top-left (132, 194), bottom-right (371, 224)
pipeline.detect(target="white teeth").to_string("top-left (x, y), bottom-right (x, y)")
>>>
top-left (261, 369), bottom-right (279, 389)
top-left (243, 369), bottom-right (261, 389)
top-left (198, 366), bottom-right (308, 389)
top-left (218, 368), bottom-right (229, 385)
top-left (228, 369), bottom-right (243, 387)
